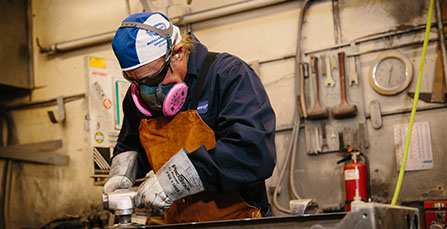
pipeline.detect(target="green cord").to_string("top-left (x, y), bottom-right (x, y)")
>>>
top-left (391, 0), bottom-right (435, 205)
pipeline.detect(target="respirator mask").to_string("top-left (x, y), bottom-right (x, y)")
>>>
top-left (119, 21), bottom-right (187, 117)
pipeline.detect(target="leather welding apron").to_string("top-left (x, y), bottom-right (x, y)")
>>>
top-left (137, 53), bottom-right (261, 224)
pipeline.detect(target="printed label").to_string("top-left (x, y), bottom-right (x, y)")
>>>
top-left (344, 169), bottom-right (359, 180)
top-left (92, 71), bottom-right (108, 77)
top-left (89, 57), bottom-right (106, 69)
top-left (95, 132), bottom-right (104, 143)
top-left (156, 149), bottom-right (204, 200)
top-left (146, 22), bottom-right (167, 47)
top-left (103, 98), bottom-right (112, 109)
top-left (165, 164), bottom-right (192, 194)
top-left (197, 100), bottom-right (208, 114)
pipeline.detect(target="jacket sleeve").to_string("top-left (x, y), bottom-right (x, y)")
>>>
top-left (187, 54), bottom-right (277, 192)
top-left (113, 88), bottom-right (151, 179)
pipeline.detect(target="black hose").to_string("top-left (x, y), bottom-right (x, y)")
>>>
top-left (39, 214), bottom-right (81, 229)
top-left (359, 152), bottom-right (371, 200)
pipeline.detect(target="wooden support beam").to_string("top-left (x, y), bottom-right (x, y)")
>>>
top-left (0, 140), bottom-right (68, 165)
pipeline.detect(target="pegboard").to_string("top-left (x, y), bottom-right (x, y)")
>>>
top-left (303, 50), bottom-right (367, 155)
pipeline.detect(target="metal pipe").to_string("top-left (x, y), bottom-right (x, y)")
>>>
top-left (365, 103), bottom-right (447, 119)
top-left (304, 21), bottom-right (446, 56)
top-left (348, 38), bottom-right (439, 57)
top-left (40, 0), bottom-right (288, 54)
top-left (172, 0), bottom-right (288, 26)
top-left (435, 0), bottom-right (447, 92)
top-left (258, 22), bottom-right (445, 65)
top-left (40, 31), bottom-right (115, 53)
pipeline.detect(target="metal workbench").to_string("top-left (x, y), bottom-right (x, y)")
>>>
top-left (110, 203), bottom-right (420, 229)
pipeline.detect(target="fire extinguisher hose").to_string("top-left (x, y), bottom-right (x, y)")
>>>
top-left (359, 152), bottom-right (371, 200)
top-left (391, 0), bottom-right (434, 205)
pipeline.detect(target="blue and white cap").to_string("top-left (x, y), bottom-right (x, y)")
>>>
top-left (112, 12), bottom-right (182, 71)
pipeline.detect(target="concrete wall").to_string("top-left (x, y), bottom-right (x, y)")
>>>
top-left (0, 0), bottom-right (445, 227)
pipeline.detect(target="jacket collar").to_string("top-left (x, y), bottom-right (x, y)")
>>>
top-left (186, 33), bottom-right (209, 79)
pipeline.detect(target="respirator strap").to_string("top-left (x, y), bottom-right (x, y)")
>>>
top-left (190, 52), bottom-right (218, 109)
top-left (120, 21), bottom-right (173, 40)
top-left (120, 21), bottom-right (177, 55)
top-left (120, 21), bottom-right (177, 69)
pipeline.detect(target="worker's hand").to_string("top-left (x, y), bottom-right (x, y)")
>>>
top-left (135, 148), bottom-right (205, 210)
top-left (103, 151), bottom-right (138, 194)
top-left (135, 171), bottom-right (172, 210)
top-left (104, 176), bottom-right (134, 194)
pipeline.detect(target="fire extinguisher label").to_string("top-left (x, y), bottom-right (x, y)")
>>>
top-left (344, 169), bottom-right (359, 180)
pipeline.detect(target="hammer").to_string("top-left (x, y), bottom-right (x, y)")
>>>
top-left (332, 52), bottom-right (357, 119)
top-left (307, 56), bottom-right (329, 119)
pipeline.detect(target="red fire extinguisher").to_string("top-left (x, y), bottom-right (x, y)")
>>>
top-left (343, 151), bottom-right (368, 211)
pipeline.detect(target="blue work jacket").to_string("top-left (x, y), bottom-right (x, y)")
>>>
top-left (114, 34), bottom-right (277, 215)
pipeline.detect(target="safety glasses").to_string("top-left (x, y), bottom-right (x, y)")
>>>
top-left (122, 57), bottom-right (172, 86)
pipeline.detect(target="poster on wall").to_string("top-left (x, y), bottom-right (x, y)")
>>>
top-left (85, 56), bottom-right (130, 184)
top-left (393, 121), bottom-right (434, 171)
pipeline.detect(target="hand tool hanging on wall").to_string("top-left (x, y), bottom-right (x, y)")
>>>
top-left (430, 47), bottom-right (446, 102)
top-left (307, 56), bottom-right (329, 119)
top-left (342, 127), bottom-right (353, 149)
top-left (47, 96), bottom-right (66, 123)
top-left (348, 56), bottom-right (359, 85)
top-left (358, 123), bottom-right (369, 154)
top-left (408, 47), bottom-right (446, 103)
top-left (320, 55), bottom-right (327, 77)
top-left (408, 0), bottom-right (447, 103)
top-left (314, 127), bottom-right (322, 152)
top-left (299, 63), bottom-right (308, 118)
top-left (303, 62), bottom-right (310, 78)
top-left (325, 55), bottom-right (335, 87)
top-left (320, 122), bottom-right (328, 149)
top-left (368, 100), bottom-right (382, 129)
top-left (332, 52), bottom-right (358, 119)
top-left (331, 55), bottom-right (337, 70)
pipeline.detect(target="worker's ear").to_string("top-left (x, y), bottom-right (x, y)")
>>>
top-left (173, 45), bottom-right (185, 61)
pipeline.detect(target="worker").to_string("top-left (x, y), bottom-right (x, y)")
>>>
top-left (103, 12), bottom-right (277, 224)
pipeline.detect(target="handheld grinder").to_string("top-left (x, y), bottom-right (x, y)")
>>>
top-left (103, 189), bottom-right (137, 224)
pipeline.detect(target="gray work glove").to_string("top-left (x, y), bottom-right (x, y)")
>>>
top-left (103, 151), bottom-right (138, 194)
top-left (135, 148), bottom-right (204, 210)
